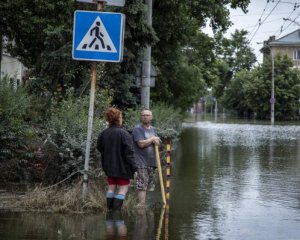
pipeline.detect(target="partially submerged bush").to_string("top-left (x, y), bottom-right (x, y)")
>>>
top-left (15, 181), bottom-right (137, 213)
top-left (16, 183), bottom-right (105, 213)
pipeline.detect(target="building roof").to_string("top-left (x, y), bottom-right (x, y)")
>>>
top-left (269, 29), bottom-right (300, 46)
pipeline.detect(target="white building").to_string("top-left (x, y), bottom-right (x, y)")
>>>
top-left (1, 53), bottom-right (26, 82)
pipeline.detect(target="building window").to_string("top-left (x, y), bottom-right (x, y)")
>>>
top-left (293, 50), bottom-right (300, 60)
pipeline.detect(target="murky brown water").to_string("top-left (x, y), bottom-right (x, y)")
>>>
top-left (1, 118), bottom-right (300, 239)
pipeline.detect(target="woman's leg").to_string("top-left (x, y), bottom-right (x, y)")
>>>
top-left (118, 185), bottom-right (129, 196)
top-left (112, 179), bottom-right (129, 211)
top-left (107, 178), bottom-right (117, 210)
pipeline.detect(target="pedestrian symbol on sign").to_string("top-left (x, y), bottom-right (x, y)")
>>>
top-left (76, 16), bottom-right (117, 53)
top-left (73, 10), bottom-right (125, 62)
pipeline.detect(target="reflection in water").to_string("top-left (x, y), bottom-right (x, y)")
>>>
top-left (156, 207), bottom-right (165, 240)
top-left (132, 208), bottom-right (154, 240)
top-left (105, 211), bottom-right (127, 240)
top-left (164, 204), bottom-right (170, 240)
top-left (0, 212), bottom-right (107, 239)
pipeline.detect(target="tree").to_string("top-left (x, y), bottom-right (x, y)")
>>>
top-left (0, 0), bottom-right (85, 95)
top-left (213, 29), bottom-right (256, 99)
top-left (263, 54), bottom-right (300, 119)
top-left (223, 54), bottom-right (300, 119)
top-left (1, 0), bottom-right (251, 110)
top-left (0, 0), bottom-right (149, 106)
top-left (151, 0), bottom-right (251, 109)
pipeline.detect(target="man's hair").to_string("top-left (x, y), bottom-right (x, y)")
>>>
top-left (141, 107), bottom-right (151, 113)
top-left (105, 107), bottom-right (122, 126)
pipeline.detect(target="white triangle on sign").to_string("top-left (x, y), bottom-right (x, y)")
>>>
top-left (76, 16), bottom-right (117, 53)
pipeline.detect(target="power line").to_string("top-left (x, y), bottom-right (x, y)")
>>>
top-left (242, 17), bottom-right (287, 31)
top-left (281, 12), bottom-right (300, 32)
top-left (273, 2), bottom-right (299, 37)
top-left (248, 1), bottom-right (270, 39)
top-left (272, 1), bottom-right (300, 5)
top-left (249, 0), bottom-right (282, 42)
top-left (231, 11), bottom-right (295, 17)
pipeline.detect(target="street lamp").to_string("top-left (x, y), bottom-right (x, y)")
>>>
top-left (258, 42), bottom-right (275, 125)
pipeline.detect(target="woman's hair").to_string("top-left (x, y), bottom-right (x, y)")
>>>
top-left (105, 107), bottom-right (122, 126)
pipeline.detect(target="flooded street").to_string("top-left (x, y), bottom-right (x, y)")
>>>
top-left (169, 120), bottom-right (300, 239)
top-left (1, 119), bottom-right (300, 239)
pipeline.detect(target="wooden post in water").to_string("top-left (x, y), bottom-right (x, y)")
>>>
top-left (164, 136), bottom-right (171, 239)
top-left (165, 136), bottom-right (171, 204)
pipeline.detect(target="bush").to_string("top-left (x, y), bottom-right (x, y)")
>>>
top-left (0, 77), bottom-right (32, 130)
top-left (0, 77), bottom-right (39, 182)
top-left (0, 78), bottom-right (183, 186)
top-left (42, 88), bottom-right (113, 184)
top-left (124, 102), bottom-right (183, 148)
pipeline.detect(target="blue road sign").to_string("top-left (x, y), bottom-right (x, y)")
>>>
top-left (270, 97), bottom-right (276, 104)
top-left (72, 10), bottom-right (125, 62)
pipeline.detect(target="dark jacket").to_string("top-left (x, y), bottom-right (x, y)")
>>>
top-left (96, 125), bottom-right (137, 179)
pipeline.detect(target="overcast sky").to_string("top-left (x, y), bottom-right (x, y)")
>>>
top-left (214, 0), bottom-right (300, 63)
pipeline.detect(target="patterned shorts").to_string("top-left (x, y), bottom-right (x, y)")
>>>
top-left (136, 167), bottom-right (157, 191)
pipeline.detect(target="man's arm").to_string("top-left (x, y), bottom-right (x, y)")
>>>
top-left (137, 136), bottom-right (161, 148)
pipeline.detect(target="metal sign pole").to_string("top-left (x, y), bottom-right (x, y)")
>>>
top-left (82, 1), bottom-right (104, 197)
top-left (141, 0), bottom-right (152, 108)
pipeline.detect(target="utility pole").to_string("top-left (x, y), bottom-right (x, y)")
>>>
top-left (0, 33), bottom-right (2, 80)
top-left (270, 47), bottom-right (275, 125)
top-left (141, 0), bottom-right (152, 108)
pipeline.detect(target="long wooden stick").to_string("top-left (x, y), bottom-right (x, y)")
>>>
top-left (155, 144), bottom-right (166, 206)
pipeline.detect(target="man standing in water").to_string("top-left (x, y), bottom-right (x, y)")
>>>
top-left (132, 108), bottom-right (161, 206)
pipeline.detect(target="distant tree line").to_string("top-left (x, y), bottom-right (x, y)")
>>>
top-left (1, 0), bottom-right (252, 111)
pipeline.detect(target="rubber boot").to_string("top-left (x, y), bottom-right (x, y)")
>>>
top-left (107, 197), bottom-right (114, 211)
top-left (112, 198), bottom-right (124, 211)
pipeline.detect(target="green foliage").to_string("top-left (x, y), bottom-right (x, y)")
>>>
top-left (152, 2), bottom-right (251, 110)
top-left (1, 0), bottom-right (251, 110)
top-left (0, 77), bottom-right (31, 129)
top-left (124, 103), bottom-right (182, 143)
top-left (0, 77), bottom-right (38, 182)
top-left (1, 0), bottom-right (256, 185)
top-left (170, 62), bottom-right (206, 110)
top-left (222, 70), bottom-right (254, 117)
top-left (99, 0), bottom-right (149, 107)
top-left (215, 30), bottom-right (256, 72)
top-left (222, 54), bottom-right (300, 119)
top-left (42, 88), bottom-right (113, 184)
top-left (1, 0), bottom-right (90, 98)
top-left (213, 30), bottom-right (257, 99)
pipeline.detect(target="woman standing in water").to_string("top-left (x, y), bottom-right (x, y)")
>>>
top-left (97, 107), bottom-right (137, 211)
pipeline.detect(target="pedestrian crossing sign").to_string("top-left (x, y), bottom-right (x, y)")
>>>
top-left (72, 10), bottom-right (125, 62)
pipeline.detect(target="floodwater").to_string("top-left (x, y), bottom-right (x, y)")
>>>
top-left (1, 117), bottom-right (300, 239)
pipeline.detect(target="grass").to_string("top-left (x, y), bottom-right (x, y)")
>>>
top-left (1, 180), bottom-right (139, 214)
